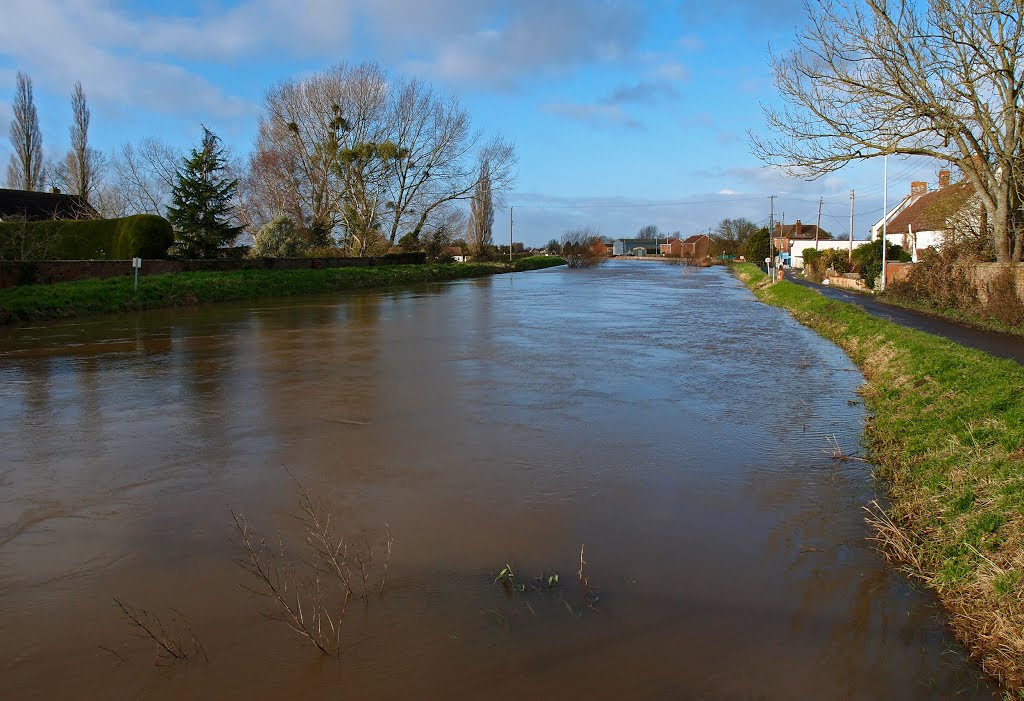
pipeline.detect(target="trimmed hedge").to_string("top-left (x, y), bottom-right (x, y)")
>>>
top-left (0, 215), bottom-right (174, 260)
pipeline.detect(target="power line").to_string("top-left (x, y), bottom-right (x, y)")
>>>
top-left (509, 195), bottom-right (770, 210)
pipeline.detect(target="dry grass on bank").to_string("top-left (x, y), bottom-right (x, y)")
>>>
top-left (734, 263), bottom-right (1024, 693)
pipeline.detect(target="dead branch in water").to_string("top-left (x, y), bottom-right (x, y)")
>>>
top-left (231, 480), bottom-right (393, 655)
top-left (113, 598), bottom-right (208, 665)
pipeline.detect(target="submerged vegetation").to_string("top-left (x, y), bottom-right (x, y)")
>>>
top-left (734, 262), bottom-right (1024, 691)
top-left (0, 256), bottom-right (564, 325)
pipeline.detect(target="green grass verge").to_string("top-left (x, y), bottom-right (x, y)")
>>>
top-left (734, 262), bottom-right (1024, 691)
top-left (0, 256), bottom-right (565, 325)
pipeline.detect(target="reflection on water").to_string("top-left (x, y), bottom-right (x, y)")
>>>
top-left (0, 262), bottom-right (996, 699)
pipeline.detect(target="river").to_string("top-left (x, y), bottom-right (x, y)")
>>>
top-left (0, 260), bottom-right (997, 699)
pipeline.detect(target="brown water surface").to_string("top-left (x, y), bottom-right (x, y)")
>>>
top-left (0, 262), bottom-right (997, 699)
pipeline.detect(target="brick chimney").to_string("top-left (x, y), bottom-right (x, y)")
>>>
top-left (794, 219), bottom-right (802, 237)
top-left (938, 170), bottom-right (951, 189)
top-left (911, 181), bottom-right (927, 196)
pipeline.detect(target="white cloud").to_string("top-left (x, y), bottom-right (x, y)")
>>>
top-left (542, 103), bottom-right (642, 130)
top-left (0, 1), bottom-right (255, 119)
top-left (0, 0), bottom-right (650, 127)
top-left (401, 0), bottom-right (646, 88)
top-left (718, 188), bottom-right (738, 195)
top-left (652, 61), bottom-right (691, 82)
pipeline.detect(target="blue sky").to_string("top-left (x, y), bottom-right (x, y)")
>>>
top-left (0, 0), bottom-right (945, 245)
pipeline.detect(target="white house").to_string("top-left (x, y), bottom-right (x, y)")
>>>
top-left (788, 238), bottom-right (870, 268)
top-left (870, 169), bottom-right (975, 262)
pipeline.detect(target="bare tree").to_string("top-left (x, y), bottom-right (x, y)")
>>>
top-left (56, 81), bottom-right (104, 202)
top-left (382, 78), bottom-right (516, 248)
top-left (245, 63), bottom-right (516, 254)
top-left (466, 160), bottom-right (494, 258)
top-left (637, 224), bottom-right (660, 240)
top-left (753, 0), bottom-right (1024, 262)
top-left (561, 226), bottom-right (606, 268)
top-left (715, 217), bottom-right (760, 256)
top-left (7, 72), bottom-right (45, 191)
top-left (111, 138), bottom-right (181, 215)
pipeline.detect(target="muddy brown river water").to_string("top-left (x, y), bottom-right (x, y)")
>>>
top-left (0, 261), bottom-right (999, 699)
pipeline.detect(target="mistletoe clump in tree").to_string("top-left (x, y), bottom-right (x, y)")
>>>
top-left (167, 128), bottom-right (242, 258)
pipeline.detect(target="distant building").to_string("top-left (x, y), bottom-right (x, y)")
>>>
top-left (772, 219), bottom-right (831, 255)
top-left (612, 238), bottom-right (661, 256)
top-left (0, 187), bottom-right (97, 222)
top-left (442, 246), bottom-right (468, 262)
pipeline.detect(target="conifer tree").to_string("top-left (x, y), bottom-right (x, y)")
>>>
top-left (166, 128), bottom-right (242, 258)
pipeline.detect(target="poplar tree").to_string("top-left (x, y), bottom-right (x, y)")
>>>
top-left (7, 72), bottom-right (44, 191)
top-left (166, 128), bottom-right (242, 258)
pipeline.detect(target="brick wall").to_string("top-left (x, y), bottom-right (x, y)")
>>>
top-left (885, 262), bottom-right (916, 286)
top-left (969, 263), bottom-right (1024, 305)
top-left (0, 253), bottom-right (427, 289)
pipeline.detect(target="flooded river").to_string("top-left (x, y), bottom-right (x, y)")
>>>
top-left (0, 261), bottom-right (997, 699)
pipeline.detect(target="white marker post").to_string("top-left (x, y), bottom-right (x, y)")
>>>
top-left (132, 257), bottom-right (142, 291)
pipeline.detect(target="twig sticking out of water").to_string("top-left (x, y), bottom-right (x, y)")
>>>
top-left (823, 434), bottom-right (868, 463)
top-left (113, 599), bottom-right (208, 665)
top-left (232, 480), bottom-right (393, 656)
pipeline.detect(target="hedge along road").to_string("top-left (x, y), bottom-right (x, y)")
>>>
top-left (787, 274), bottom-right (1024, 365)
top-left (0, 260), bottom-right (996, 699)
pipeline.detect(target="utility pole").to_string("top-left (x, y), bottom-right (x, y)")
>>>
top-left (815, 196), bottom-right (823, 250)
top-left (881, 155), bottom-right (888, 291)
top-left (509, 206), bottom-right (513, 263)
top-left (849, 190), bottom-right (855, 262)
top-left (768, 195), bottom-right (776, 278)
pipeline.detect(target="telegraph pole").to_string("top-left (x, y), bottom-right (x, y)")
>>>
top-left (509, 206), bottom-right (513, 262)
top-left (815, 196), bottom-right (823, 249)
top-left (768, 195), bottom-right (776, 278)
top-left (881, 156), bottom-right (888, 291)
top-left (849, 190), bottom-right (855, 262)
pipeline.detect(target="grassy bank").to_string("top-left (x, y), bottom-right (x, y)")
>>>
top-left (0, 256), bottom-right (565, 325)
top-left (734, 262), bottom-right (1024, 692)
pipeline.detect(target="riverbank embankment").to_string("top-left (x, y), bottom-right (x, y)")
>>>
top-left (0, 256), bottom-right (564, 325)
top-left (734, 262), bottom-right (1024, 691)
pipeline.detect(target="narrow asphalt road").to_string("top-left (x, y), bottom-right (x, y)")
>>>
top-left (787, 275), bottom-right (1024, 365)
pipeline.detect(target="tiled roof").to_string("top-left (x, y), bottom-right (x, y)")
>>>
top-left (775, 223), bottom-right (830, 239)
top-left (0, 188), bottom-right (98, 221)
top-left (886, 182), bottom-right (973, 234)
top-left (682, 234), bottom-right (709, 243)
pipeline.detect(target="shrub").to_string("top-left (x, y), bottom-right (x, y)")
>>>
top-left (0, 215), bottom-right (173, 260)
top-left (744, 228), bottom-right (770, 264)
top-left (560, 226), bottom-right (606, 268)
top-left (888, 246), bottom-right (979, 311)
top-left (984, 267), bottom-right (1024, 327)
top-left (853, 239), bottom-right (911, 289)
top-left (251, 216), bottom-right (305, 258)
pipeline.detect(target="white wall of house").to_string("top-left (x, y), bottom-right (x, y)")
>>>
top-left (883, 230), bottom-right (943, 262)
top-left (789, 239), bottom-right (868, 268)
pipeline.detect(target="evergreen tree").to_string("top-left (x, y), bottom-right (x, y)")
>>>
top-left (166, 128), bottom-right (242, 258)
